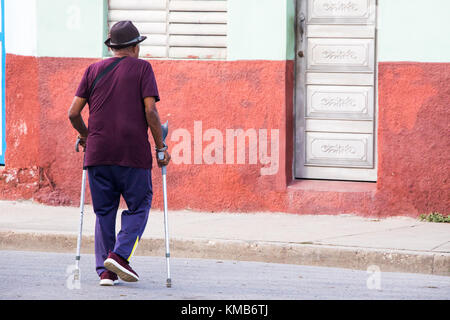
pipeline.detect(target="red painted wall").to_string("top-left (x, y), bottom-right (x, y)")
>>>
top-left (1, 55), bottom-right (449, 217)
top-left (375, 62), bottom-right (450, 216)
top-left (0, 55), bottom-right (40, 200)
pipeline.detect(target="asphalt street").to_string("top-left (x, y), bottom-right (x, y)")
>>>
top-left (0, 250), bottom-right (449, 300)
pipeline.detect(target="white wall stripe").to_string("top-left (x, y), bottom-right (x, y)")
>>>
top-left (5, 0), bottom-right (37, 56)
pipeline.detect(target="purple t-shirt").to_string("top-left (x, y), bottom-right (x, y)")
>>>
top-left (75, 56), bottom-right (159, 169)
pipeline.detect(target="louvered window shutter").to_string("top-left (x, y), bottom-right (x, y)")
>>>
top-left (108, 0), bottom-right (227, 59)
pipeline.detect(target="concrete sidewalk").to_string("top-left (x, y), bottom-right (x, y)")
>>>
top-left (0, 200), bottom-right (449, 276)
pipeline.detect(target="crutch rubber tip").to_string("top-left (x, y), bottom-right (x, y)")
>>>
top-left (166, 278), bottom-right (172, 288)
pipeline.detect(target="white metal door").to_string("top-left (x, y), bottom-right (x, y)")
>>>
top-left (295, 0), bottom-right (377, 181)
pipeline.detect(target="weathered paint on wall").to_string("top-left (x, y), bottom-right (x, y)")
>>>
top-left (1, 55), bottom-right (295, 207)
top-left (378, 0), bottom-right (450, 62)
top-left (1, 55), bottom-right (448, 216)
top-left (1, 55), bottom-right (40, 199)
top-left (376, 62), bottom-right (450, 214)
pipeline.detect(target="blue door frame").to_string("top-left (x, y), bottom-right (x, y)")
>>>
top-left (0, 0), bottom-right (5, 165)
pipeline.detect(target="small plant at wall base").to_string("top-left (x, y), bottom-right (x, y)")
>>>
top-left (419, 212), bottom-right (450, 223)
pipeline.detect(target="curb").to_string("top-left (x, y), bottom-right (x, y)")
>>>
top-left (0, 231), bottom-right (449, 276)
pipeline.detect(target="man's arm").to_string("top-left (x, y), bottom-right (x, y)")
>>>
top-left (144, 97), bottom-right (171, 167)
top-left (68, 96), bottom-right (88, 148)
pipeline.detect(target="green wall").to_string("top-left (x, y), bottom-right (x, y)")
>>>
top-left (378, 0), bottom-right (450, 62)
top-left (37, 0), bottom-right (106, 58)
top-left (35, 0), bottom-right (296, 60)
top-left (32, 0), bottom-right (450, 62)
top-left (227, 0), bottom-right (295, 61)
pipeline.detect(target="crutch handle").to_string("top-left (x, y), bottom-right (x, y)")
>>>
top-left (158, 152), bottom-right (167, 175)
top-left (161, 121), bottom-right (169, 141)
top-left (157, 120), bottom-right (169, 170)
top-left (75, 138), bottom-right (81, 153)
top-left (75, 138), bottom-right (87, 153)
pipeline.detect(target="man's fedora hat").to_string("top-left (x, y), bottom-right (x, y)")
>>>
top-left (104, 21), bottom-right (147, 49)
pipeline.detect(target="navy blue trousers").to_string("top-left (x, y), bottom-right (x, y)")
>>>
top-left (88, 165), bottom-right (153, 276)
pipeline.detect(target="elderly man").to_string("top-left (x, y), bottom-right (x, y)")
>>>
top-left (68, 21), bottom-right (170, 286)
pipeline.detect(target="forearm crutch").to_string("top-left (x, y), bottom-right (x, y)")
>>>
top-left (157, 121), bottom-right (171, 288)
top-left (74, 138), bottom-right (86, 285)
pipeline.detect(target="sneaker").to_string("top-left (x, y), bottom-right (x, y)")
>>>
top-left (99, 270), bottom-right (119, 286)
top-left (104, 251), bottom-right (139, 282)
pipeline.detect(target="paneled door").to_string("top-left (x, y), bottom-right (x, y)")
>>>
top-left (0, 0), bottom-right (4, 165)
top-left (295, 0), bottom-right (377, 181)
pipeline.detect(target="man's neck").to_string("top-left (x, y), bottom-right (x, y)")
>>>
top-left (114, 53), bottom-right (133, 58)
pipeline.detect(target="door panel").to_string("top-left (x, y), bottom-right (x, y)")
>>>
top-left (295, 0), bottom-right (377, 181)
top-left (307, 0), bottom-right (376, 24)
top-left (306, 132), bottom-right (374, 168)
top-left (307, 38), bottom-right (374, 72)
top-left (306, 85), bottom-right (374, 119)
